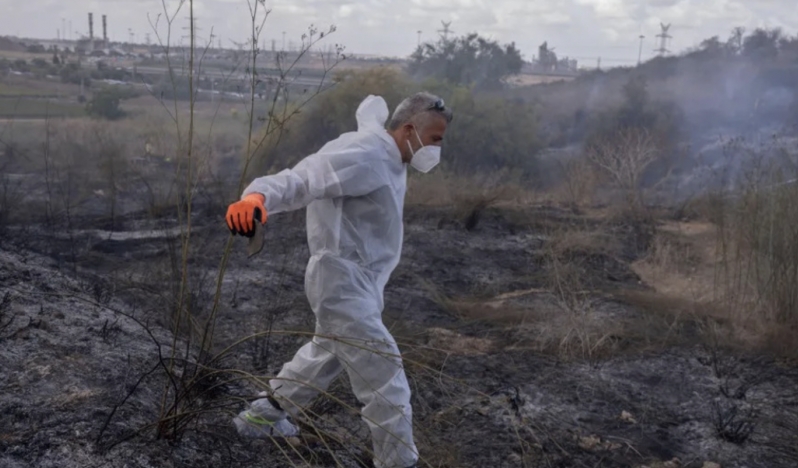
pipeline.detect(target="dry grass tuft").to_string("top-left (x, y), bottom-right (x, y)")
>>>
top-left (519, 298), bottom-right (627, 363)
top-left (425, 328), bottom-right (494, 356)
top-left (432, 282), bottom-right (630, 363)
top-left (632, 221), bottom-right (715, 301)
top-left (551, 153), bottom-right (602, 210)
top-left (443, 295), bottom-right (538, 325)
top-left (546, 226), bottom-right (623, 258)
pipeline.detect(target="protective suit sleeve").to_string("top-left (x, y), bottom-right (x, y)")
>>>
top-left (240, 145), bottom-right (391, 215)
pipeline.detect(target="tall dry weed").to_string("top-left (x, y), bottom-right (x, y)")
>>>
top-left (708, 136), bottom-right (798, 354)
top-left (555, 153), bottom-right (601, 210)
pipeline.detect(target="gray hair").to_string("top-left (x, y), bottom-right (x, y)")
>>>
top-left (387, 92), bottom-right (453, 131)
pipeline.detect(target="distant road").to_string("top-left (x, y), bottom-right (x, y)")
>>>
top-left (0, 118), bottom-right (51, 123)
top-left (133, 66), bottom-right (329, 88)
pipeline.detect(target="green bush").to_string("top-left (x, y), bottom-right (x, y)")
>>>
top-left (86, 86), bottom-right (139, 120)
top-left (251, 67), bottom-right (542, 180)
top-left (28, 58), bottom-right (59, 79)
top-left (26, 44), bottom-right (45, 54)
top-left (440, 88), bottom-right (541, 177)
top-left (12, 59), bottom-right (29, 73)
top-left (60, 63), bottom-right (92, 87)
top-left (252, 67), bottom-right (415, 173)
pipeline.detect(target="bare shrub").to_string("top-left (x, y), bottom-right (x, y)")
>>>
top-left (546, 225), bottom-right (623, 259)
top-left (585, 126), bottom-right (660, 209)
top-left (88, 0), bottom-right (353, 454)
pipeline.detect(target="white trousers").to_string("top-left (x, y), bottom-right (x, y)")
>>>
top-left (269, 254), bottom-right (418, 468)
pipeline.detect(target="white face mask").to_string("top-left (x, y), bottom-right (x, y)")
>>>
top-left (406, 128), bottom-right (441, 173)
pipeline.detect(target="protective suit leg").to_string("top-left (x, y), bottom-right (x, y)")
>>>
top-left (272, 324), bottom-right (417, 468)
top-left (268, 334), bottom-right (344, 415)
top-left (336, 323), bottom-right (417, 468)
top-left (269, 255), bottom-right (418, 468)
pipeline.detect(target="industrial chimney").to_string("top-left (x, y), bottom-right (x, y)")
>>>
top-left (102, 15), bottom-right (108, 47)
top-left (88, 13), bottom-right (94, 40)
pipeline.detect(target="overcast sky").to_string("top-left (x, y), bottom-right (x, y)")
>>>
top-left (2, 0), bottom-right (796, 67)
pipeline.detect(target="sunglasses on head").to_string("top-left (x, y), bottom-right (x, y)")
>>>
top-left (427, 98), bottom-right (445, 112)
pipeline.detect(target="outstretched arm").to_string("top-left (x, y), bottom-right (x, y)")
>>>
top-left (241, 143), bottom-right (391, 215)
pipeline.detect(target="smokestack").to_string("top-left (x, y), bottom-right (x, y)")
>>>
top-left (88, 13), bottom-right (94, 40)
top-left (102, 15), bottom-right (108, 46)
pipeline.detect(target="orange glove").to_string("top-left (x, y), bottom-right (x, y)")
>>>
top-left (226, 193), bottom-right (267, 237)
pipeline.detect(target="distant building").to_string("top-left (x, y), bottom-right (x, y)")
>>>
top-left (530, 41), bottom-right (578, 75)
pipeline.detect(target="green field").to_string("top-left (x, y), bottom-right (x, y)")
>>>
top-left (0, 82), bottom-right (46, 96)
top-left (0, 97), bottom-right (85, 118)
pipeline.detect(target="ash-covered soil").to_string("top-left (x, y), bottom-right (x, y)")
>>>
top-left (1, 202), bottom-right (797, 468)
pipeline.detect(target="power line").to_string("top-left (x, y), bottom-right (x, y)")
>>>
top-left (655, 23), bottom-right (672, 56)
top-left (570, 56), bottom-right (638, 64)
top-left (437, 21), bottom-right (453, 41)
top-left (182, 15), bottom-right (202, 46)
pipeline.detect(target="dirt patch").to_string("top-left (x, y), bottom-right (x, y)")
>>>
top-left (425, 328), bottom-right (494, 355)
top-left (632, 220), bottom-right (717, 302)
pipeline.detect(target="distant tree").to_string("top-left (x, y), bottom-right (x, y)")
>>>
top-left (779, 35), bottom-right (798, 62)
top-left (617, 74), bottom-right (654, 129)
top-left (743, 28), bottom-right (782, 61)
top-left (586, 73), bottom-right (681, 161)
top-left (700, 36), bottom-right (723, 51)
top-left (407, 33), bottom-right (524, 90)
top-left (692, 36), bottom-right (732, 59)
top-left (52, 53), bottom-right (60, 65)
top-left (727, 27), bottom-right (746, 55)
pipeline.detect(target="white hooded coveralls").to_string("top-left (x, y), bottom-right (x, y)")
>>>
top-left (241, 95), bottom-right (417, 468)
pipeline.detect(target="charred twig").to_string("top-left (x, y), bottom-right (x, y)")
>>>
top-left (712, 400), bottom-right (757, 444)
top-left (95, 359), bottom-right (162, 452)
top-left (0, 291), bottom-right (15, 335)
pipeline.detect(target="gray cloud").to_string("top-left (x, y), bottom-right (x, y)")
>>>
top-left (0, 0), bottom-right (795, 65)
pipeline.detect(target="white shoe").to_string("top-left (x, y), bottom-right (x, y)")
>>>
top-left (233, 397), bottom-right (300, 438)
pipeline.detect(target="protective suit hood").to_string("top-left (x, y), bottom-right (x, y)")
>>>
top-left (355, 95), bottom-right (390, 134)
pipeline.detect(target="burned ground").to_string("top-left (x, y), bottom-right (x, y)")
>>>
top-left (1, 199), bottom-right (797, 468)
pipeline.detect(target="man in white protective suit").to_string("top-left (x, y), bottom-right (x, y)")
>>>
top-left (225, 92), bottom-right (452, 468)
